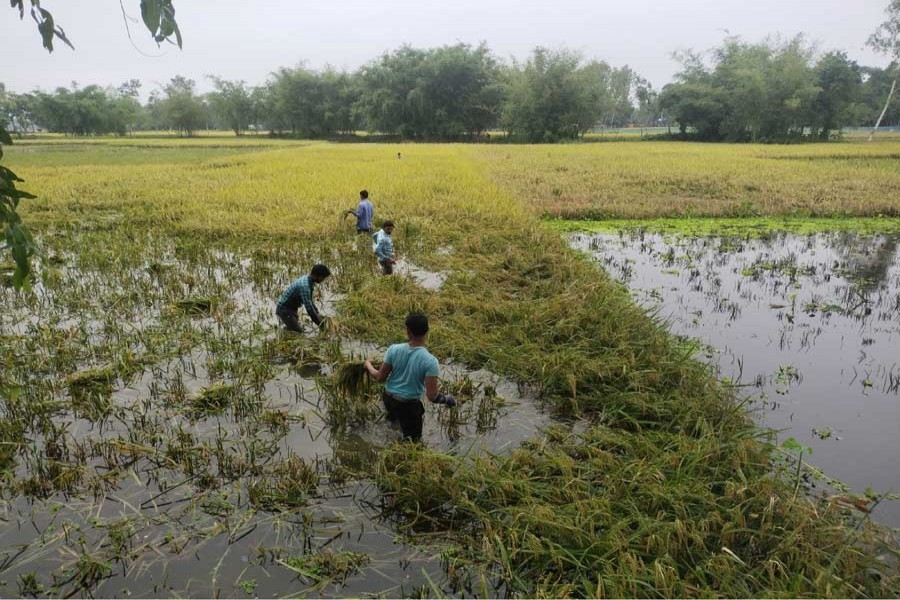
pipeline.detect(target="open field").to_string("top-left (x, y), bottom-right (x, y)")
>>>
top-left (477, 141), bottom-right (900, 219)
top-left (1, 138), bottom-right (899, 597)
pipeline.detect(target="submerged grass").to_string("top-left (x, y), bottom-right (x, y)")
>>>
top-left (1, 138), bottom-right (897, 596)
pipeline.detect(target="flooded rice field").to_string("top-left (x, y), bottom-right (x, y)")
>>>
top-left (0, 234), bottom-right (553, 597)
top-left (571, 230), bottom-right (900, 527)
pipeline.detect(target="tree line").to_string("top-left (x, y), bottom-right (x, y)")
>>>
top-left (2, 40), bottom-right (898, 143)
top-left (659, 36), bottom-right (899, 141)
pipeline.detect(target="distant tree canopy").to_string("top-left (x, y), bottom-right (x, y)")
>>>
top-left (659, 36), bottom-right (898, 141)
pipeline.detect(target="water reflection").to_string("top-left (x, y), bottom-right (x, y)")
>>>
top-left (571, 230), bottom-right (900, 527)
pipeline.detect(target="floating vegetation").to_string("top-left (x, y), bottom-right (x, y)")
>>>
top-left (249, 455), bottom-right (319, 510)
top-left (280, 549), bottom-right (371, 587)
top-left (188, 382), bottom-right (239, 417)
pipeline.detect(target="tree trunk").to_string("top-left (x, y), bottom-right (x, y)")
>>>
top-left (868, 77), bottom-right (897, 142)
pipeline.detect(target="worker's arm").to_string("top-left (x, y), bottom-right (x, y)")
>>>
top-left (424, 376), bottom-right (439, 402)
top-left (364, 360), bottom-right (392, 382)
top-left (299, 281), bottom-right (321, 325)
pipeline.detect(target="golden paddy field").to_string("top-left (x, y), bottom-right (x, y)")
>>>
top-left (1, 137), bottom-right (899, 597)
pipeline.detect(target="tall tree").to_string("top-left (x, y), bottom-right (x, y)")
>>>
top-left (812, 52), bottom-right (862, 139)
top-left (867, 0), bottom-right (900, 140)
top-left (207, 77), bottom-right (254, 136)
top-left (502, 48), bottom-right (614, 142)
top-left (161, 76), bottom-right (205, 137)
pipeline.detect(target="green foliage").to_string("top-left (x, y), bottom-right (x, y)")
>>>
top-left (502, 48), bottom-right (632, 142)
top-left (160, 76), bottom-right (207, 136)
top-left (357, 43), bottom-right (504, 138)
top-left (265, 65), bottom-right (358, 136)
top-left (0, 128), bottom-right (36, 289)
top-left (661, 36), bottom-right (827, 141)
top-left (29, 82), bottom-right (144, 136)
top-left (207, 77), bottom-right (256, 136)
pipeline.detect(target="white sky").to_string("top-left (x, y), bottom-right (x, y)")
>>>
top-left (2, 0), bottom-right (894, 98)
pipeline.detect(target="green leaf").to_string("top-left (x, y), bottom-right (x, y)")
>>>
top-left (140, 0), bottom-right (161, 35)
top-left (37, 8), bottom-right (55, 52)
top-left (0, 126), bottom-right (12, 145)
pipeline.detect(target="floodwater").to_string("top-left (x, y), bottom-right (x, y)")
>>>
top-left (0, 244), bottom-right (554, 598)
top-left (571, 230), bottom-right (900, 527)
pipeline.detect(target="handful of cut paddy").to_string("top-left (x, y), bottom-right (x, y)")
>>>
top-left (334, 361), bottom-right (369, 396)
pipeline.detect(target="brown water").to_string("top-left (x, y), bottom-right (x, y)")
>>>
top-left (571, 230), bottom-right (900, 527)
top-left (0, 241), bottom-right (554, 598)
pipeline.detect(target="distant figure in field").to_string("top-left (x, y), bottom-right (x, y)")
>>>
top-left (372, 220), bottom-right (396, 275)
top-left (364, 313), bottom-right (455, 442)
top-left (397, 152), bottom-right (402, 159)
top-left (276, 264), bottom-right (330, 332)
top-left (345, 190), bottom-right (374, 234)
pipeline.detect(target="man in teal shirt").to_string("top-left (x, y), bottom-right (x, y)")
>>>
top-left (364, 313), bottom-right (455, 441)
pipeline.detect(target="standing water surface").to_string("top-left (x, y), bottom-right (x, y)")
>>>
top-left (571, 230), bottom-right (900, 527)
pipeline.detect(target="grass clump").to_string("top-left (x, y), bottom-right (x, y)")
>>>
top-left (280, 549), bottom-right (370, 586)
top-left (188, 382), bottom-right (239, 418)
top-left (249, 455), bottom-right (319, 510)
top-left (173, 296), bottom-right (217, 315)
top-left (378, 427), bottom-right (899, 597)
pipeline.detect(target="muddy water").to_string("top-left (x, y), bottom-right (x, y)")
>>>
top-left (0, 244), bottom-right (553, 597)
top-left (571, 230), bottom-right (900, 526)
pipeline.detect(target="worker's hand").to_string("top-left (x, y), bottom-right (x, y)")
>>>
top-left (431, 393), bottom-right (457, 407)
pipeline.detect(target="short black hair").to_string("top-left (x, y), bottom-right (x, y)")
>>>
top-left (360, 190), bottom-right (368, 198)
top-left (310, 264), bottom-right (331, 278)
top-left (405, 313), bottom-right (429, 336)
top-left (383, 220), bottom-right (395, 228)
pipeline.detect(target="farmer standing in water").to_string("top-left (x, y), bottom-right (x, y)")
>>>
top-left (372, 220), bottom-right (396, 275)
top-left (365, 313), bottom-right (455, 442)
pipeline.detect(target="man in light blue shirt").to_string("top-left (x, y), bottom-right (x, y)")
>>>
top-left (365, 313), bottom-right (455, 441)
top-left (346, 190), bottom-right (374, 234)
top-left (372, 220), bottom-right (396, 275)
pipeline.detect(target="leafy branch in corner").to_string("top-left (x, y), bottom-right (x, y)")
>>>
top-left (2, 1), bottom-right (182, 289)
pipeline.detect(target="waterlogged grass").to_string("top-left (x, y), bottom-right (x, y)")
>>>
top-left (549, 216), bottom-right (900, 236)
top-left (1, 138), bottom-right (898, 597)
top-left (478, 141), bottom-right (900, 219)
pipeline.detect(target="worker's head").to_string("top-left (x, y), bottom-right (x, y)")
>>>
top-left (360, 190), bottom-right (368, 199)
top-left (405, 313), bottom-right (429, 339)
top-left (383, 220), bottom-right (395, 235)
top-left (310, 264), bottom-right (331, 283)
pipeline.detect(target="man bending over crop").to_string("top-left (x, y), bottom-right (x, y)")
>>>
top-left (276, 264), bottom-right (331, 332)
top-left (364, 313), bottom-right (455, 442)
top-left (373, 220), bottom-right (396, 275)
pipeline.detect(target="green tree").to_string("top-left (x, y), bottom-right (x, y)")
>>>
top-left (207, 77), bottom-right (254, 136)
top-left (660, 36), bottom-right (821, 141)
top-left (161, 76), bottom-right (206, 137)
top-left (357, 44), bottom-right (502, 138)
top-left (502, 48), bottom-right (613, 142)
top-left (811, 52), bottom-right (862, 138)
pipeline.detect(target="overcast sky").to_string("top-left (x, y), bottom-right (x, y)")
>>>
top-left (2, 0), bottom-right (893, 98)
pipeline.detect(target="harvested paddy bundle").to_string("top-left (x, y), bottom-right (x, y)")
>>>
top-left (333, 361), bottom-right (368, 396)
top-left (317, 316), bottom-right (345, 337)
